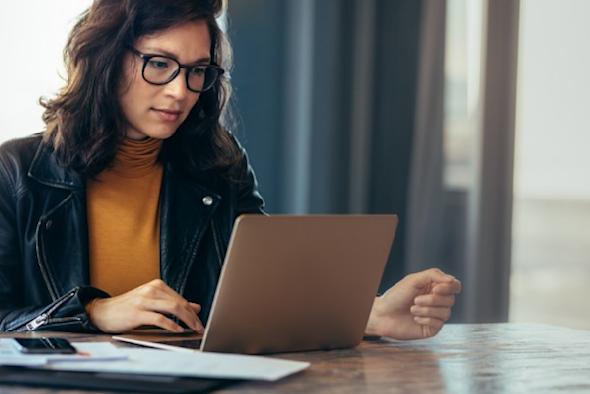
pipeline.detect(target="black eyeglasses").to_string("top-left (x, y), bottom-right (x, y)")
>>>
top-left (128, 47), bottom-right (224, 93)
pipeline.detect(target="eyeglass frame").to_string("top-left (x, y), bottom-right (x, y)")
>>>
top-left (127, 46), bottom-right (225, 93)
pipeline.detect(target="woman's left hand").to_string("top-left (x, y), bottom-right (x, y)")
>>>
top-left (365, 268), bottom-right (462, 340)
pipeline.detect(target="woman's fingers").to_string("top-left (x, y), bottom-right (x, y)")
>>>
top-left (410, 305), bottom-right (452, 321)
top-left (141, 311), bottom-right (185, 333)
top-left (137, 280), bottom-right (204, 333)
top-left (433, 280), bottom-right (462, 295)
top-left (413, 316), bottom-right (444, 337)
top-left (143, 299), bottom-right (204, 333)
top-left (414, 293), bottom-right (455, 308)
top-left (407, 268), bottom-right (455, 290)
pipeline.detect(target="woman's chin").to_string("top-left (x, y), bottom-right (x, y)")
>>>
top-left (127, 128), bottom-right (178, 141)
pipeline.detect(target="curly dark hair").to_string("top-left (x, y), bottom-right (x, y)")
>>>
top-left (41, 0), bottom-right (241, 179)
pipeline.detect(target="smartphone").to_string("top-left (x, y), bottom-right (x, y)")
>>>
top-left (13, 337), bottom-right (77, 354)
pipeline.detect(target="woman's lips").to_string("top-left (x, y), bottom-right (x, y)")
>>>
top-left (152, 108), bottom-right (181, 122)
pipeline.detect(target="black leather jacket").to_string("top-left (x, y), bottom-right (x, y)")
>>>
top-left (0, 134), bottom-right (264, 332)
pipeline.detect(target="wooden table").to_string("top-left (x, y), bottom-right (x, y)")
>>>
top-left (1, 323), bottom-right (589, 393)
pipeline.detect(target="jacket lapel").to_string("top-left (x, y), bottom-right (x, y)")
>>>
top-left (159, 164), bottom-right (221, 294)
top-left (27, 141), bottom-right (89, 299)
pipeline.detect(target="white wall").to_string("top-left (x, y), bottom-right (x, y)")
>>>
top-left (0, 1), bottom-right (92, 142)
top-left (515, 0), bottom-right (590, 200)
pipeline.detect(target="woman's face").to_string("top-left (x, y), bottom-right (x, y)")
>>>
top-left (119, 20), bottom-right (211, 140)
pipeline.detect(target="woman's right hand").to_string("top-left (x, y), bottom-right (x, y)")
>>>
top-left (85, 279), bottom-right (205, 334)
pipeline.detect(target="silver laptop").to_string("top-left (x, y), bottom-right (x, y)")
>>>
top-left (115, 215), bottom-right (397, 354)
top-left (200, 214), bottom-right (398, 354)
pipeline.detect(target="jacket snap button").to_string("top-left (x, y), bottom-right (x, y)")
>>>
top-left (45, 220), bottom-right (53, 230)
top-left (202, 196), bottom-right (213, 206)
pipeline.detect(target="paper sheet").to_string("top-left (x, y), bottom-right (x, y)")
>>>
top-left (46, 347), bottom-right (310, 381)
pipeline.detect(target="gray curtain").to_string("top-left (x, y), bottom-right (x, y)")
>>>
top-left (406, 0), bottom-right (520, 322)
top-left (229, 0), bottom-right (423, 289)
top-left (405, 0), bottom-right (446, 274)
top-left (228, 0), bottom-right (520, 322)
top-left (464, 0), bottom-right (520, 322)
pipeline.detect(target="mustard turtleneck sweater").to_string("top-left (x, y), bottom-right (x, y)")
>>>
top-left (87, 137), bottom-right (163, 297)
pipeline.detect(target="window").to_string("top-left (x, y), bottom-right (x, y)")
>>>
top-left (0, 1), bottom-right (93, 142)
top-left (510, 0), bottom-right (590, 329)
top-left (443, 0), bottom-right (485, 190)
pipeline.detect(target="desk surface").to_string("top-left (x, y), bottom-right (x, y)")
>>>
top-left (1, 323), bottom-right (589, 393)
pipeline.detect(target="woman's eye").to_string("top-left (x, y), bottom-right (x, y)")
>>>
top-left (148, 59), bottom-right (170, 69)
top-left (190, 66), bottom-right (207, 76)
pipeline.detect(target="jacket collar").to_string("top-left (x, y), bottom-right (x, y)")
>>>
top-left (27, 140), bottom-right (84, 190)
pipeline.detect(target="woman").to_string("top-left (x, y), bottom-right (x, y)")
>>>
top-left (0, 0), bottom-right (461, 339)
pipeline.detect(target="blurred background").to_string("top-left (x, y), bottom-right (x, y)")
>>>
top-left (0, 0), bottom-right (588, 328)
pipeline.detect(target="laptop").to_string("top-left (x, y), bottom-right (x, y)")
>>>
top-left (117, 215), bottom-right (398, 354)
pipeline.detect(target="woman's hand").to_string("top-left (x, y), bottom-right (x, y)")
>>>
top-left (85, 279), bottom-right (205, 334)
top-left (365, 268), bottom-right (461, 340)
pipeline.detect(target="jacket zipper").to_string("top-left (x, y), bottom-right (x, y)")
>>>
top-left (35, 218), bottom-right (58, 300)
top-left (24, 289), bottom-right (77, 331)
top-left (35, 193), bottom-right (75, 300)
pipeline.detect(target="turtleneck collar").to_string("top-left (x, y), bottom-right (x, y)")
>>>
top-left (110, 137), bottom-right (163, 178)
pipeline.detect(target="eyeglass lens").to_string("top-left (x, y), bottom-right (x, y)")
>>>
top-left (143, 56), bottom-right (220, 92)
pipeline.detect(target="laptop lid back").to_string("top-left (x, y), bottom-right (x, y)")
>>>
top-left (201, 215), bottom-right (398, 354)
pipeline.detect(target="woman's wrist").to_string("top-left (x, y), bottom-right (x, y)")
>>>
top-left (365, 296), bottom-right (384, 336)
top-left (84, 297), bottom-right (99, 318)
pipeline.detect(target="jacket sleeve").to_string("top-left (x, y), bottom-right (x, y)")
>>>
top-left (0, 152), bottom-right (109, 332)
top-left (0, 286), bottom-right (109, 332)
